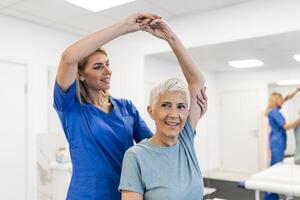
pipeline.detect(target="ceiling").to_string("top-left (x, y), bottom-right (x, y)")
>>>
top-left (151, 30), bottom-right (300, 73)
top-left (0, 0), bottom-right (252, 35)
top-left (1, 0), bottom-right (299, 73)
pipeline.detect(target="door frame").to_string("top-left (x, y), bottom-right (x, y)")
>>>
top-left (0, 58), bottom-right (29, 200)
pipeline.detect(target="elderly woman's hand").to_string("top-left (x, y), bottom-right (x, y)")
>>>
top-left (121, 13), bottom-right (161, 34)
top-left (196, 87), bottom-right (208, 119)
top-left (142, 18), bottom-right (175, 41)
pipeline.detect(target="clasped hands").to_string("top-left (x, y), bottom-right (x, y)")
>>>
top-left (123, 13), bottom-right (172, 40)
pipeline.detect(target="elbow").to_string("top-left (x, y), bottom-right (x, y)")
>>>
top-left (283, 123), bottom-right (292, 130)
top-left (283, 125), bottom-right (289, 130)
top-left (189, 79), bottom-right (205, 91)
top-left (60, 49), bottom-right (76, 66)
top-left (196, 75), bottom-right (206, 88)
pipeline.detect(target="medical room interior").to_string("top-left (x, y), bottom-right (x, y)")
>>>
top-left (1, 0), bottom-right (300, 200)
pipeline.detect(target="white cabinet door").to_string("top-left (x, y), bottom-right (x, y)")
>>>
top-left (0, 61), bottom-right (27, 199)
top-left (220, 90), bottom-right (260, 173)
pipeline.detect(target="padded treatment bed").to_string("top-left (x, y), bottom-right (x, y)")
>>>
top-left (245, 159), bottom-right (300, 200)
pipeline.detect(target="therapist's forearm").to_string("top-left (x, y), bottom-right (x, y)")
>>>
top-left (283, 118), bottom-right (300, 130)
top-left (122, 191), bottom-right (143, 200)
top-left (283, 87), bottom-right (300, 101)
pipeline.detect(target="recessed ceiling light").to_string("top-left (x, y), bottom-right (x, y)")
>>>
top-left (276, 79), bottom-right (300, 86)
top-left (228, 59), bottom-right (264, 68)
top-left (293, 54), bottom-right (300, 62)
top-left (64, 0), bottom-right (136, 12)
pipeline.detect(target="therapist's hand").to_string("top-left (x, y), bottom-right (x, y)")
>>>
top-left (196, 87), bottom-right (208, 119)
top-left (121, 13), bottom-right (161, 34)
top-left (142, 18), bottom-right (176, 42)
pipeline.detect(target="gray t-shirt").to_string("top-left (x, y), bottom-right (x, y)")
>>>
top-left (119, 122), bottom-right (204, 200)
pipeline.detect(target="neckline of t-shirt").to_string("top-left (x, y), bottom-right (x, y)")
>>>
top-left (143, 138), bottom-right (179, 150)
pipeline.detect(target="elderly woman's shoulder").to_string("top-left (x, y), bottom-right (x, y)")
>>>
top-left (124, 139), bottom-right (149, 158)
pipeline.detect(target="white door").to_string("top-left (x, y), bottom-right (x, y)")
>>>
top-left (220, 90), bottom-right (259, 173)
top-left (0, 61), bottom-right (27, 199)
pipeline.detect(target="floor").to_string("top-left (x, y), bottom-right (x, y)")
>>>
top-left (203, 178), bottom-right (300, 200)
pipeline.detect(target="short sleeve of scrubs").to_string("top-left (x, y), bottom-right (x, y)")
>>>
top-left (269, 109), bottom-right (286, 127)
top-left (126, 100), bottom-right (152, 143)
top-left (53, 80), bottom-right (77, 112)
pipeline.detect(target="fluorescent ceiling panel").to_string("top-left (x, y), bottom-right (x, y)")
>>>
top-left (276, 79), bottom-right (300, 86)
top-left (228, 59), bottom-right (264, 68)
top-left (64, 0), bottom-right (136, 12)
top-left (293, 54), bottom-right (300, 62)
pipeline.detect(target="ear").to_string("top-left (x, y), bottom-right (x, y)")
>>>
top-left (147, 106), bottom-right (155, 120)
top-left (78, 71), bottom-right (85, 81)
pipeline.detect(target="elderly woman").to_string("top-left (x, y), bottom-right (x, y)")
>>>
top-left (119, 18), bottom-right (207, 200)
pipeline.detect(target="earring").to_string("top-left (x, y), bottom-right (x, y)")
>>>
top-left (79, 76), bottom-right (84, 81)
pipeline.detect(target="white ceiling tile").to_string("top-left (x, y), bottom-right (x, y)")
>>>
top-left (99, 0), bottom-right (172, 21)
top-left (0, 0), bottom-right (24, 7)
top-left (145, 0), bottom-right (230, 17)
top-left (47, 22), bottom-right (87, 35)
top-left (0, 7), bottom-right (53, 26)
top-left (0, 0), bottom-right (24, 10)
top-left (10, 0), bottom-right (92, 22)
top-left (225, 0), bottom-right (254, 4)
top-left (63, 13), bottom-right (116, 33)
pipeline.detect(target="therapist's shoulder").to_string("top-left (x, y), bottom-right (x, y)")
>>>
top-left (111, 97), bottom-right (140, 114)
top-left (268, 108), bottom-right (277, 116)
top-left (110, 97), bottom-right (132, 107)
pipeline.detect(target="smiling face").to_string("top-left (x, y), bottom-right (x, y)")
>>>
top-left (79, 51), bottom-right (112, 91)
top-left (148, 91), bottom-right (189, 139)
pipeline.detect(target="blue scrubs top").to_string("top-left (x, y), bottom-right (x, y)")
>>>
top-left (268, 108), bottom-right (287, 165)
top-left (53, 80), bottom-right (152, 200)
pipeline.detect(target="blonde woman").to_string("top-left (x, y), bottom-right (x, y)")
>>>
top-left (54, 13), bottom-right (160, 200)
top-left (264, 88), bottom-right (300, 200)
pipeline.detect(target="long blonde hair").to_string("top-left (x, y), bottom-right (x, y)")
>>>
top-left (76, 48), bottom-right (108, 104)
top-left (265, 92), bottom-right (282, 116)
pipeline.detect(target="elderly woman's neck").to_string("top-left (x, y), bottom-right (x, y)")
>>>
top-left (149, 134), bottom-right (178, 147)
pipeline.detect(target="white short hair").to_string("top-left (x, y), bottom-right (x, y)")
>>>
top-left (148, 78), bottom-right (190, 109)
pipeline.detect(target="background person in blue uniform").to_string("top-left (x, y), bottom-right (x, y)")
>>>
top-left (119, 18), bottom-right (207, 200)
top-left (54, 13), bottom-right (161, 200)
top-left (264, 88), bottom-right (300, 200)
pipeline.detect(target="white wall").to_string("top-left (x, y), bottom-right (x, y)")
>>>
top-left (0, 14), bottom-right (80, 200)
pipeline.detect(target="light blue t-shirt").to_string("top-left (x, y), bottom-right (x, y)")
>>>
top-left (119, 122), bottom-right (204, 200)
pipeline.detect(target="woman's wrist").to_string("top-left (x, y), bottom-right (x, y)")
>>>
top-left (112, 20), bottom-right (129, 36)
